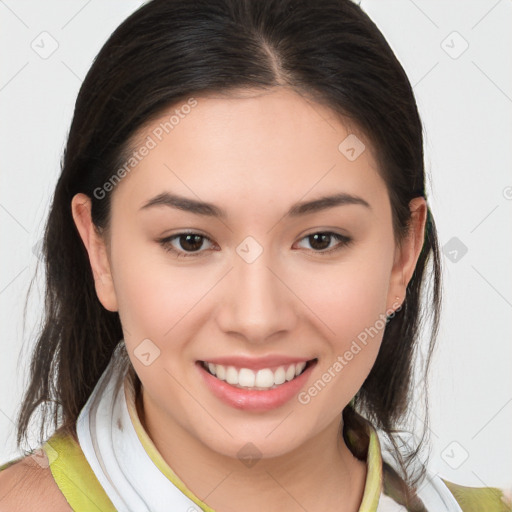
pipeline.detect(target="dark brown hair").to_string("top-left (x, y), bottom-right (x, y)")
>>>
top-left (16, 0), bottom-right (441, 503)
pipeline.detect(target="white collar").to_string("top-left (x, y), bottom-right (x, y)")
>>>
top-left (76, 340), bottom-right (461, 512)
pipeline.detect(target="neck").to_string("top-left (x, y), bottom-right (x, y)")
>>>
top-left (136, 386), bottom-right (367, 512)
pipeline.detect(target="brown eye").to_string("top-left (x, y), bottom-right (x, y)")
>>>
top-left (296, 232), bottom-right (352, 255)
top-left (158, 232), bottom-right (214, 257)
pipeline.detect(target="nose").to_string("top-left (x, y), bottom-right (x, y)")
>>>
top-left (216, 251), bottom-right (297, 344)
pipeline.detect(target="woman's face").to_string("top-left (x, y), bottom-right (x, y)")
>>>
top-left (73, 87), bottom-right (425, 459)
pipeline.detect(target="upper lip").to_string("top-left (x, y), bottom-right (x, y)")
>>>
top-left (198, 355), bottom-right (316, 371)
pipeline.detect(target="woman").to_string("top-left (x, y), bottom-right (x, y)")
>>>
top-left (0, 0), bottom-right (510, 510)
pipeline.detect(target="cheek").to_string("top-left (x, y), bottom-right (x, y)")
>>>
top-left (111, 230), bottom-right (200, 331)
top-left (294, 249), bottom-right (393, 343)
top-left (290, 245), bottom-right (393, 404)
top-left (109, 236), bottom-right (185, 348)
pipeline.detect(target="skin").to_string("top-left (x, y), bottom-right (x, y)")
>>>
top-left (71, 87), bottom-right (426, 512)
top-left (0, 454), bottom-right (73, 511)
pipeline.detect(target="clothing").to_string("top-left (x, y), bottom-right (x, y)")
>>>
top-left (1, 340), bottom-right (510, 511)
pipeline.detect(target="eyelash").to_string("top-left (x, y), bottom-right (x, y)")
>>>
top-left (157, 231), bottom-right (353, 258)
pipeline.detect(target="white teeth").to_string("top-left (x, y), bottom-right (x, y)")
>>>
top-left (255, 368), bottom-right (274, 388)
top-left (285, 364), bottom-right (296, 381)
top-left (295, 362), bottom-right (306, 376)
top-left (274, 366), bottom-right (286, 385)
top-left (203, 361), bottom-right (310, 389)
top-left (238, 368), bottom-right (255, 387)
top-left (216, 364), bottom-right (226, 380)
top-left (226, 366), bottom-right (238, 385)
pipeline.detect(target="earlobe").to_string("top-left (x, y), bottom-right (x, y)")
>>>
top-left (387, 197), bottom-right (427, 311)
top-left (71, 193), bottom-right (118, 312)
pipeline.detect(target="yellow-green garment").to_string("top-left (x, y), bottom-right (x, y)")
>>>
top-left (1, 406), bottom-right (510, 512)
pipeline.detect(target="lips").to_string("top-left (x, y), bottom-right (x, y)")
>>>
top-left (196, 357), bottom-right (318, 411)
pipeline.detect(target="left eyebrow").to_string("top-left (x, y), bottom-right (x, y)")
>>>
top-left (139, 191), bottom-right (371, 219)
top-left (286, 193), bottom-right (371, 217)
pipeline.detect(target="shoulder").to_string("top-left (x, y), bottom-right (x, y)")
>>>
top-left (0, 452), bottom-right (73, 511)
top-left (380, 445), bottom-right (511, 512)
top-left (442, 478), bottom-right (512, 512)
top-left (0, 430), bottom-right (117, 512)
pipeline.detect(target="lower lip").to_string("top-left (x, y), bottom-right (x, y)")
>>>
top-left (196, 360), bottom-right (317, 411)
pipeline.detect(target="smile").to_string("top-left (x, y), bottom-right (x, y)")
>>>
top-left (200, 360), bottom-right (314, 390)
top-left (196, 356), bottom-right (318, 410)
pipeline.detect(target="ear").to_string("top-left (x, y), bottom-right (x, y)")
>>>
top-left (387, 196), bottom-right (427, 312)
top-left (71, 193), bottom-right (118, 312)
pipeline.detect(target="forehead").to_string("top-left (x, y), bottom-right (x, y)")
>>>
top-left (112, 87), bottom-right (386, 216)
